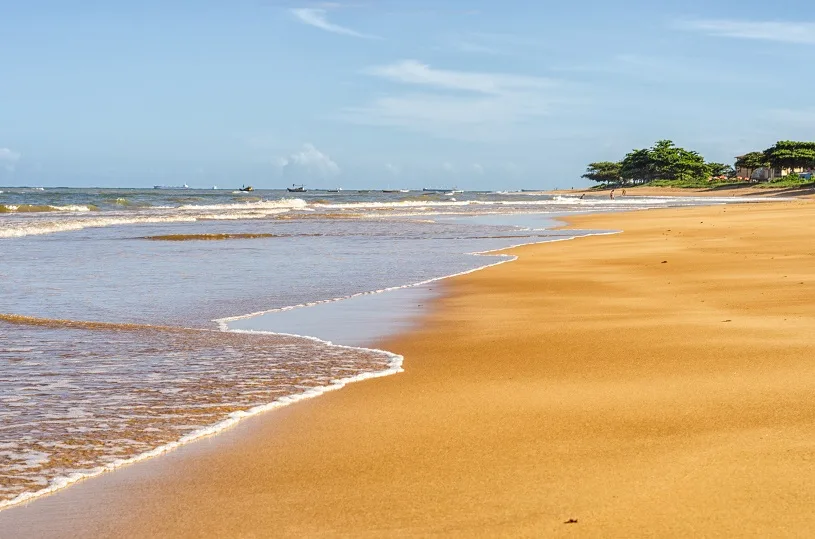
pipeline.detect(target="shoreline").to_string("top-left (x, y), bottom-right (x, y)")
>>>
top-left (0, 220), bottom-right (606, 513)
top-left (3, 199), bottom-right (815, 536)
top-left (546, 184), bottom-right (815, 198)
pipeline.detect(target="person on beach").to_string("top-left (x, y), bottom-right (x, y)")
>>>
top-left (579, 193), bottom-right (585, 200)
top-left (622, 189), bottom-right (626, 196)
top-left (610, 190), bottom-right (615, 199)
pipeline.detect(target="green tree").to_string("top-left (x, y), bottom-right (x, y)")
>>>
top-left (581, 161), bottom-right (622, 184)
top-left (735, 152), bottom-right (769, 180)
top-left (764, 141), bottom-right (815, 173)
top-left (707, 162), bottom-right (734, 178)
top-left (671, 148), bottom-right (709, 182)
top-left (649, 140), bottom-right (682, 180)
top-left (620, 149), bottom-right (654, 184)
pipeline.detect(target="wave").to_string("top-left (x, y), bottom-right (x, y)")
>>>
top-left (0, 313), bottom-right (402, 512)
top-left (175, 198), bottom-right (307, 211)
top-left (0, 202), bottom-right (306, 238)
top-left (0, 204), bottom-right (97, 213)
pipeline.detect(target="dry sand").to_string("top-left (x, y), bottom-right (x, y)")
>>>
top-left (3, 200), bottom-right (815, 537)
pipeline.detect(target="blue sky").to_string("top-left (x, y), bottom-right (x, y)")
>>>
top-left (1, 0), bottom-right (814, 189)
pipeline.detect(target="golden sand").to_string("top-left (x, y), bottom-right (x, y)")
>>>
top-left (2, 201), bottom-right (815, 537)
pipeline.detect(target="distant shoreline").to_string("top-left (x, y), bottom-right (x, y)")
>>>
top-left (547, 183), bottom-right (815, 198)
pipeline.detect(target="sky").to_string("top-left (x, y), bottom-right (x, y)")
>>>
top-left (1, 0), bottom-right (815, 189)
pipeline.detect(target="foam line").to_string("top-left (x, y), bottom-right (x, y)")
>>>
top-left (0, 229), bottom-right (620, 512)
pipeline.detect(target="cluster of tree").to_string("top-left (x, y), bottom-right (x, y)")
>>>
top-left (582, 140), bottom-right (729, 185)
top-left (735, 141), bottom-right (815, 179)
top-left (582, 140), bottom-right (815, 185)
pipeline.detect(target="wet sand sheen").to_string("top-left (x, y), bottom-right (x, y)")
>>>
top-left (3, 200), bottom-right (815, 537)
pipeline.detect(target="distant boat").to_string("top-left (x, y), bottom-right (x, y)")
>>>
top-left (382, 189), bottom-right (400, 193)
top-left (422, 187), bottom-right (454, 192)
top-left (154, 184), bottom-right (189, 189)
top-left (324, 187), bottom-right (342, 193)
top-left (287, 184), bottom-right (306, 193)
top-left (239, 185), bottom-right (254, 192)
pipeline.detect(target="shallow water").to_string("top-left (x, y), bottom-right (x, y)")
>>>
top-left (0, 187), bottom-right (768, 507)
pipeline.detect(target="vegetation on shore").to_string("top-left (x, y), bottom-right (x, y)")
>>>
top-left (583, 140), bottom-right (815, 189)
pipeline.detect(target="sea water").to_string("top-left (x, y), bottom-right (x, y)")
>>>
top-left (0, 187), bottom-right (772, 507)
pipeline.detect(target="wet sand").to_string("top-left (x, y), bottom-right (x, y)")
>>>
top-left (3, 200), bottom-right (815, 537)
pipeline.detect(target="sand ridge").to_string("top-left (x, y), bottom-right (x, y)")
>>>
top-left (2, 200), bottom-right (814, 537)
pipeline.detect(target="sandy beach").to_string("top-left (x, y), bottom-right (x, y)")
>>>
top-left (3, 200), bottom-right (815, 537)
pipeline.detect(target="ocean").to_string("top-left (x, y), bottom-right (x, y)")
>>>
top-left (0, 186), bottom-right (759, 508)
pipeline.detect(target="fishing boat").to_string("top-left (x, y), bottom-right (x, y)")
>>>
top-left (422, 187), bottom-right (455, 192)
top-left (326, 188), bottom-right (342, 193)
top-left (153, 184), bottom-right (189, 189)
top-left (239, 185), bottom-right (254, 192)
top-left (287, 184), bottom-right (306, 193)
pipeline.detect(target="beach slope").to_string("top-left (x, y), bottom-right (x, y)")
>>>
top-left (3, 200), bottom-right (815, 537)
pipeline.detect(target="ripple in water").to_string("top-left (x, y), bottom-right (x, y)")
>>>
top-left (0, 318), bottom-right (396, 505)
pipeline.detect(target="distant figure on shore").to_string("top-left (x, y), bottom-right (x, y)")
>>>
top-left (579, 193), bottom-right (585, 200)
top-left (610, 190), bottom-right (615, 199)
top-left (622, 189), bottom-right (627, 196)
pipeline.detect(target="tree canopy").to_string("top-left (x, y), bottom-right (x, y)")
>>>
top-left (584, 139), bottom-right (815, 187)
top-left (581, 161), bottom-right (622, 184)
top-left (764, 141), bottom-right (815, 171)
top-left (618, 140), bottom-right (709, 184)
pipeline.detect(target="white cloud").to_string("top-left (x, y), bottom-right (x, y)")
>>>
top-left (0, 148), bottom-right (20, 172)
top-left (343, 60), bottom-right (565, 141)
top-left (0, 148), bottom-right (20, 162)
top-left (676, 20), bottom-right (815, 44)
top-left (279, 143), bottom-right (340, 177)
top-left (290, 8), bottom-right (379, 39)
top-left (365, 59), bottom-right (555, 95)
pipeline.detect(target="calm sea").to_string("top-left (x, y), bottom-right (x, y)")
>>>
top-left (0, 186), bottom-right (753, 507)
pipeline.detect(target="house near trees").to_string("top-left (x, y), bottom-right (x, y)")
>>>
top-left (734, 155), bottom-right (808, 181)
top-left (734, 142), bottom-right (815, 181)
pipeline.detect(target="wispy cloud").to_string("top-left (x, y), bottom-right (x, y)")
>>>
top-left (366, 59), bottom-right (555, 94)
top-left (342, 60), bottom-right (569, 141)
top-left (275, 143), bottom-right (340, 177)
top-left (290, 8), bottom-right (379, 39)
top-left (676, 19), bottom-right (815, 44)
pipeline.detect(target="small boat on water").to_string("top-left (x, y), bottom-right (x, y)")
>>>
top-left (287, 184), bottom-right (306, 193)
top-left (422, 187), bottom-right (455, 192)
top-left (154, 184), bottom-right (189, 190)
top-left (239, 185), bottom-right (254, 192)
top-left (325, 188), bottom-right (342, 193)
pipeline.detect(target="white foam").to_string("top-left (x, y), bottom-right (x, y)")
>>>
top-left (0, 326), bottom-right (403, 512)
top-left (175, 198), bottom-right (307, 211)
top-left (0, 222), bottom-right (622, 512)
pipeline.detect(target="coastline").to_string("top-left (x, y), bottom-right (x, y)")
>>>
top-left (546, 184), bottom-right (815, 198)
top-left (3, 199), bottom-right (815, 536)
